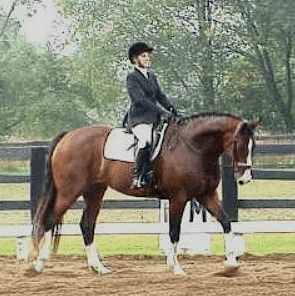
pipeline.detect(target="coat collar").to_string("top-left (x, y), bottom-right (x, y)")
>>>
top-left (134, 67), bottom-right (150, 80)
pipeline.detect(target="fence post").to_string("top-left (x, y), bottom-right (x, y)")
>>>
top-left (30, 147), bottom-right (47, 219)
top-left (221, 155), bottom-right (238, 222)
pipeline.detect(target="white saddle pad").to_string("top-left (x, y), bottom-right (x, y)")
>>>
top-left (104, 124), bottom-right (168, 163)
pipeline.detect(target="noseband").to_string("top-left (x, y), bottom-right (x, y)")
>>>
top-left (230, 121), bottom-right (254, 172)
top-left (233, 161), bottom-right (252, 171)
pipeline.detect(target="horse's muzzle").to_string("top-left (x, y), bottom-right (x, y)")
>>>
top-left (236, 168), bottom-right (253, 185)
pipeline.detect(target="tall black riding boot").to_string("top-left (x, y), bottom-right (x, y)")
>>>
top-left (133, 145), bottom-right (153, 188)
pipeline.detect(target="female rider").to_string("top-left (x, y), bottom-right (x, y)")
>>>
top-left (124, 42), bottom-right (180, 188)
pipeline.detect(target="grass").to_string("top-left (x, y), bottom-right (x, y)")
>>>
top-left (3, 233), bottom-right (295, 257)
top-left (239, 180), bottom-right (295, 199)
top-left (254, 154), bottom-right (295, 169)
top-left (59, 235), bottom-right (161, 256)
top-left (0, 159), bottom-right (30, 176)
top-left (0, 183), bottom-right (30, 201)
top-left (211, 233), bottom-right (295, 255)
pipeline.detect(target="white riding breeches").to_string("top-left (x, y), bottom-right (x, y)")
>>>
top-left (131, 124), bottom-right (153, 149)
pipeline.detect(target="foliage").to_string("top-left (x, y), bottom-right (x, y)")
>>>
top-left (0, 0), bottom-right (295, 139)
top-left (221, 0), bottom-right (295, 131)
top-left (56, 0), bottom-right (295, 131)
top-left (0, 10), bottom-right (92, 139)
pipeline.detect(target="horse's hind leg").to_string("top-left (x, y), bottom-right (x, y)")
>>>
top-left (32, 230), bottom-right (53, 272)
top-left (203, 192), bottom-right (239, 268)
top-left (80, 183), bottom-right (111, 274)
top-left (33, 193), bottom-right (76, 273)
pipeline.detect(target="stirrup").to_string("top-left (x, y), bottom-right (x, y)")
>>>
top-left (132, 171), bottom-right (153, 188)
top-left (145, 170), bottom-right (154, 186)
top-left (133, 175), bottom-right (143, 188)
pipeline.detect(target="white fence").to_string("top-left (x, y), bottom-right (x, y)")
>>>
top-left (3, 220), bottom-right (295, 237)
top-left (2, 200), bottom-right (295, 257)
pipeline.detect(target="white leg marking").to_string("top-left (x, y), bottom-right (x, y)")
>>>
top-left (33, 231), bottom-right (52, 273)
top-left (166, 243), bottom-right (184, 275)
top-left (85, 243), bottom-right (112, 274)
top-left (38, 231), bottom-right (52, 260)
top-left (224, 231), bottom-right (240, 268)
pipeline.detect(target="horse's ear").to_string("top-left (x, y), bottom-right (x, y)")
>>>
top-left (241, 119), bottom-right (260, 135)
top-left (248, 119), bottom-right (262, 131)
top-left (241, 122), bottom-right (252, 135)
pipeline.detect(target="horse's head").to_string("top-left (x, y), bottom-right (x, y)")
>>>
top-left (228, 120), bottom-right (259, 185)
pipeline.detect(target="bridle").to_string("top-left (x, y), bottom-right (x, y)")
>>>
top-left (231, 133), bottom-right (254, 173)
top-left (233, 161), bottom-right (253, 172)
top-left (178, 118), bottom-right (255, 173)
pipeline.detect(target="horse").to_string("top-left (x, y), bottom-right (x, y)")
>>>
top-left (32, 111), bottom-right (258, 275)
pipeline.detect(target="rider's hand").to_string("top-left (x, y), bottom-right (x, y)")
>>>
top-left (170, 107), bottom-right (182, 119)
top-left (162, 111), bottom-right (173, 122)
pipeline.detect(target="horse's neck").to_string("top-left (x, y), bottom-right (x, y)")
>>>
top-left (180, 119), bottom-right (237, 156)
top-left (164, 124), bottom-right (181, 151)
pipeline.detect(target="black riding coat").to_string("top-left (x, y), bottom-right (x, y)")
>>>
top-left (124, 68), bottom-right (175, 129)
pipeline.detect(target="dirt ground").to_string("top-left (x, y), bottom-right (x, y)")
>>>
top-left (2, 255), bottom-right (295, 296)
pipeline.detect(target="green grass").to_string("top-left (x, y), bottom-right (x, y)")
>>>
top-left (0, 159), bottom-right (30, 175)
top-left (239, 180), bottom-right (295, 199)
top-left (211, 233), bottom-right (295, 255)
top-left (0, 239), bottom-right (16, 255)
top-left (2, 234), bottom-right (295, 257)
top-left (254, 154), bottom-right (295, 169)
top-left (0, 184), bottom-right (30, 201)
top-left (59, 235), bottom-right (161, 256)
top-left (0, 235), bottom-right (161, 257)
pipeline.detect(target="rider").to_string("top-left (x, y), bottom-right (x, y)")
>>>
top-left (123, 42), bottom-right (180, 188)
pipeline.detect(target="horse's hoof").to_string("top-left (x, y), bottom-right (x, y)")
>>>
top-left (100, 266), bottom-right (112, 275)
top-left (170, 263), bottom-right (185, 275)
top-left (223, 258), bottom-right (241, 273)
top-left (173, 266), bottom-right (185, 275)
top-left (90, 265), bottom-right (112, 275)
top-left (224, 258), bottom-right (240, 266)
top-left (33, 260), bottom-right (45, 273)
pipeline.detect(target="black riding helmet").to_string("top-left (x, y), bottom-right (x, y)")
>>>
top-left (128, 42), bottom-right (153, 63)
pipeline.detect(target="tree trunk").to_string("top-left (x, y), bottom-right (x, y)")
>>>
top-left (284, 35), bottom-right (294, 112)
top-left (237, 0), bottom-right (295, 131)
top-left (198, 0), bottom-right (216, 111)
top-left (0, 0), bottom-right (17, 39)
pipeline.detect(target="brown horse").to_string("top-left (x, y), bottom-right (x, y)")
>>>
top-left (32, 111), bottom-right (258, 274)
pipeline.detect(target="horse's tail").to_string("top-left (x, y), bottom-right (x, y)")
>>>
top-left (32, 131), bottom-right (68, 248)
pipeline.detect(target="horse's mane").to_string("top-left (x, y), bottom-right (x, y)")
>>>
top-left (176, 111), bottom-right (243, 126)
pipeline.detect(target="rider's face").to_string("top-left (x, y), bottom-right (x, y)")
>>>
top-left (134, 51), bottom-right (151, 69)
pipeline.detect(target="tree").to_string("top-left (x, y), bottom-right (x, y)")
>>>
top-left (60, 0), bottom-right (230, 115)
top-left (0, 3), bottom-right (93, 139)
top-left (221, 0), bottom-right (295, 132)
top-left (2, 0), bottom-right (294, 138)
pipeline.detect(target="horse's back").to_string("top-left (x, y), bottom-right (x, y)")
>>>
top-left (53, 125), bottom-right (111, 156)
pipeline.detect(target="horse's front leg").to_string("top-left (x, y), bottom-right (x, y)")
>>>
top-left (166, 196), bottom-right (187, 275)
top-left (204, 192), bottom-right (240, 268)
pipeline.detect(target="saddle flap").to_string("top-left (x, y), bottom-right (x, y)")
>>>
top-left (104, 129), bottom-right (135, 162)
top-left (104, 124), bottom-right (168, 163)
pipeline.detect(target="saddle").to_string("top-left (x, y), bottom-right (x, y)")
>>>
top-left (104, 123), bottom-right (168, 163)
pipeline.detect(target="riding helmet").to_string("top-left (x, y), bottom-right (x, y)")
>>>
top-left (128, 42), bottom-right (153, 62)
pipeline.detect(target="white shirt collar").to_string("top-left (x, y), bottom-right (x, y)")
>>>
top-left (135, 66), bottom-right (148, 79)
